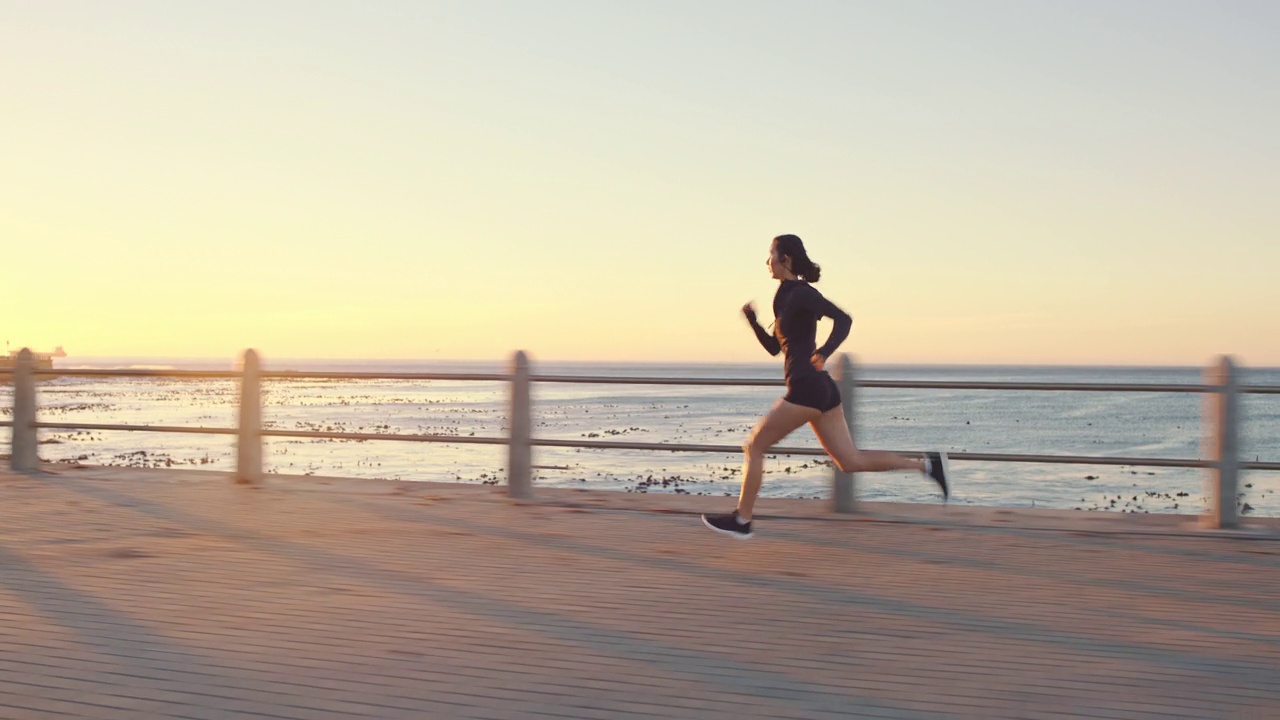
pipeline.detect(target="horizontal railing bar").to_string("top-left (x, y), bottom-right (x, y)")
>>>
top-left (530, 375), bottom-right (1238, 393)
top-left (5, 367), bottom-right (1279, 394)
top-left (860, 380), bottom-right (1214, 392)
top-left (532, 437), bottom-right (825, 455)
top-left (531, 375), bottom-right (782, 387)
top-left (33, 422), bottom-right (239, 435)
top-left (261, 371), bottom-right (511, 382)
top-left (260, 429), bottom-right (509, 445)
top-left (21, 369), bottom-right (241, 378)
top-left (530, 438), bottom-right (1219, 468)
top-left (15, 420), bottom-right (1280, 470)
top-left (4, 368), bottom-right (511, 381)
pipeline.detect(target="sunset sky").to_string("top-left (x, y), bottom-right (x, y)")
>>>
top-left (3, 1), bottom-right (1277, 365)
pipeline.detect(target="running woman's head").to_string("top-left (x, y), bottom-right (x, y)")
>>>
top-left (769, 234), bottom-right (822, 283)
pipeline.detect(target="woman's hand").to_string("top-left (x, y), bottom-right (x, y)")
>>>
top-left (810, 352), bottom-right (826, 372)
top-left (741, 302), bottom-right (756, 319)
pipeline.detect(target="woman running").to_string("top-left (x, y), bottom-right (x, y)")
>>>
top-left (702, 234), bottom-right (949, 539)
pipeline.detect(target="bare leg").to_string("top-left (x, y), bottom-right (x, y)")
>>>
top-left (810, 404), bottom-right (925, 474)
top-left (737, 399), bottom-right (821, 520)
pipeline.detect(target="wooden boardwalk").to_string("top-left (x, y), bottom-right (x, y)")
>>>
top-left (1, 466), bottom-right (1278, 719)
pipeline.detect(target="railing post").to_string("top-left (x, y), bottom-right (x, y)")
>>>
top-left (1201, 355), bottom-right (1240, 529)
top-left (831, 353), bottom-right (857, 513)
top-left (10, 348), bottom-right (39, 473)
top-left (235, 349), bottom-right (263, 484)
top-left (507, 350), bottom-right (532, 499)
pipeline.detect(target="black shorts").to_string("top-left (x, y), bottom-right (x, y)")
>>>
top-left (784, 371), bottom-right (842, 413)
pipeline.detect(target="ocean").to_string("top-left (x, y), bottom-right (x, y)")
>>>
top-left (6, 359), bottom-right (1279, 517)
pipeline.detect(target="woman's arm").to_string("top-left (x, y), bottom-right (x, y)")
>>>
top-left (742, 303), bottom-right (781, 356)
top-left (799, 287), bottom-right (852, 359)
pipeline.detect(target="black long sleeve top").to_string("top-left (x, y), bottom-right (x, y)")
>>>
top-left (746, 279), bottom-right (853, 380)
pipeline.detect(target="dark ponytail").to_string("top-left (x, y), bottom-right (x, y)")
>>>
top-left (773, 234), bottom-right (822, 283)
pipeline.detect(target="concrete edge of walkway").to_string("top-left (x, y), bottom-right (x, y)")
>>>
top-left (8, 462), bottom-right (1280, 541)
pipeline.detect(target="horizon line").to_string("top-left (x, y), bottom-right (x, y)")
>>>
top-left (49, 355), bottom-right (1267, 371)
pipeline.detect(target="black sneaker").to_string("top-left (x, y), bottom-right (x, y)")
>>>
top-left (701, 510), bottom-right (754, 539)
top-left (924, 451), bottom-right (950, 500)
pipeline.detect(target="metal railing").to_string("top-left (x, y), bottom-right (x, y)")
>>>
top-left (4, 348), bottom-right (1277, 528)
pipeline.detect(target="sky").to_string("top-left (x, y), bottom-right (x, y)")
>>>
top-left (3, 0), bottom-right (1277, 366)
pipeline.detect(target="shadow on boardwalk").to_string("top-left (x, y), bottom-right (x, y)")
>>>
top-left (1, 466), bottom-right (1278, 719)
